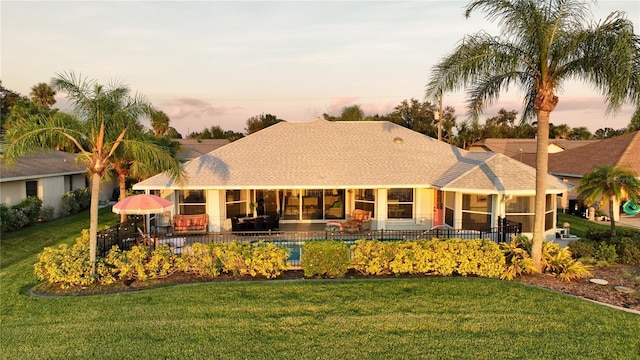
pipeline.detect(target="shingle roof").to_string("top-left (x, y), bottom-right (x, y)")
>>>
top-left (1, 151), bottom-right (86, 182)
top-left (175, 139), bottom-right (229, 160)
top-left (134, 120), bottom-right (567, 194)
top-left (469, 138), bottom-right (596, 157)
top-left (548, 131), bottom-right (640, 176)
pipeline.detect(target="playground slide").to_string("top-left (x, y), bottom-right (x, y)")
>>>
top-left (622, 200), bottom-right (640, 216)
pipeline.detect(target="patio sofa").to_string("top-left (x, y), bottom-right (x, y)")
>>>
top-left (173, 214), bottom-right (208, 233)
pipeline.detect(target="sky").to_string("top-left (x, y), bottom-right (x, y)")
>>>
top-left (2, 1), bottom-right (639, 136)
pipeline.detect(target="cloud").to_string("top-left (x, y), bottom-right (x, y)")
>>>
top-left (155, 98), bottom-right (244, 135)
top-left (325, 96), bottom-right (360, 115)
top-left (160, 98), bottom-right (239, 120)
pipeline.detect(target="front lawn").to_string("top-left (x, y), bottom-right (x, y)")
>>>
top-left (1, 210), bottom-right (638, 359)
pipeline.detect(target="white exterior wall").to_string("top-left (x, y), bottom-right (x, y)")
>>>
top-left (41, 177), bottom-right (65, 215)
top-left (206, 189), bottom-right (222, 232)
top-left (0, 181), bottom-right (24, 207)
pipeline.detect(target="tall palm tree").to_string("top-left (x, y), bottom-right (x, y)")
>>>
top-left (112, 131), bottom-right (184, 223)
top-left (577, 165), bottom-right (640, 236)
top-left (3, 72), bottom-right (183, 274)
top-left (150, 110), bottom-right (170, 136)
top-left (426, 0), bottom-right (640, 271)
top-left (30, 82), bottom-right (56, 108)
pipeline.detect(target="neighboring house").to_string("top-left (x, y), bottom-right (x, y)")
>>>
top-left (547, 131), bottom-right (640, 220)
top-left (467, 138), bottom-right (597, 159)
top-left (0, 151), bottom-right (88, 215)
top-left (134, 120), bottom-right (568, 239)
top-left (175, 139), bottom-right (229, 161)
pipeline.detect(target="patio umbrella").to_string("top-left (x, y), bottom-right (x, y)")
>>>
top-left (112, 194), bottom-right (173, 237)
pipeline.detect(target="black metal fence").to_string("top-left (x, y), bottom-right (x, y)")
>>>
top-left (97, 216), bottom-right (521, 262)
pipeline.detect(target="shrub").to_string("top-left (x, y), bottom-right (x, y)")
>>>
top-left (39, 206), bottom-right (55, 222)
top-left (595, 242), bottom-right (617, 265)
top-left (14, 196), bottom-right (42, 225)
top-left (302, 240), bottom-right (350, 278)
top-left (567, 240), bottom-right (596, 259)
top-left (33, 230), bottom-right (95, 289)
top-left (615, 237), bottom-right (640, 264)
top-left (351, 239), bottom-right (505, 278)
top-left (246, 241), bottom-right (290, 279)
top-left (74, 188), bottom-right (91, 211)
top-left (101, 244), bottom-right (180, 283)
top-left (350, 239), bottom-right (394, 275)
top-left (179, 243), bottom-right (223, 277)
top-left (60, 191), bottom-right (80, 216)
top-left (1, 207), bottom-right (30, 233)
top-left (580, 228), bottom-right (640, 265)
top-left (501, 235), bottom-right (591, 282)
top-left (185, 241), bottom-right (290, 279)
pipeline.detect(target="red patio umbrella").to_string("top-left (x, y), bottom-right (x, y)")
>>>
top-left (112, 194), bottom-right (173, 238)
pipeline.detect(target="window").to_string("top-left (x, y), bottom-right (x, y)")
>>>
top-left (505, 194), bottom-right (555, 232)
top-left (444, 192), bottom-right (454, 227)
top-left (354, 189), bottom-right (375, 217)
top-left (26, 181), bottom-right (37, 197)
top-left (505, 195), bottom-right (533, 232)
top-left (387, 188), bottom-right (413, 219)
top-left (179, 190), bottom-right (206, 215)
top-left (225, 190), bottom-right (248, 218)
top-left (325, 189), bottom-right (345, 219)
top-left (462, 194), bottom-right (492, 230)
top-left (545, 194), bottom-right (554, 231)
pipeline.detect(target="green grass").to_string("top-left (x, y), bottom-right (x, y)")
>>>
top-left (0, 207), bottom-right (119, 268)
top-left (1, 211), bottom-right (639, 359)
top-left (558, 212), bottom-right (638, 238)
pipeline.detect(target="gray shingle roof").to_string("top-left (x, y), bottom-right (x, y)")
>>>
top-left (175, 139), bottom-right (229, 160)
top-left (134, 119), bottom-right (567, 194)
top-left (1, 151), bottom-right (86, 182)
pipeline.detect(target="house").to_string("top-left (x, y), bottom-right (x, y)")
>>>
top-left (467, 138), bottom-right (597, 159)
top-left (133, 120), bottom-right (568, 239)
top-left (547, 131), bottom-right (640, 220)
top-left (0, 150), bottom-right (88, 215)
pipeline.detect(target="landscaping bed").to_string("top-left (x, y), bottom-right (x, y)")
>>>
top-left (33, 264), bottom-right (640, 312)
top-left (516, 264), bottom-right (640, 311)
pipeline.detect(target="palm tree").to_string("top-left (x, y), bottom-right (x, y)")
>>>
top-left (426, 0), bottom-right (640, 271)
top-left (112, 132), bottom-right (184, 223)
top-left (577, 165), bottom-right (640, 236)
top-left (3, 72), bottom-right (183, 274)
top-left (30, 82), bottom-right (56, 108)
top-left (150, 110), bottom-right (170, 136)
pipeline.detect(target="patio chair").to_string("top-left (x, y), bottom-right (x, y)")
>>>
top-left (340, 209), bottom-right (372, 232)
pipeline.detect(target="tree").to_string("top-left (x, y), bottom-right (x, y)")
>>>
top-left (0, 81), bottom-right (27, 129)
top-left (323, 105), bottom-right (366, 122)
top-left (627, 108), bottom-right (640, 132)
top-left (594, 127), bottom-right (624, 139)
top-left (30, 82), bottom-right (56, 108)
top-left (550, 123), bottom-right (571, 139)
top-left (426, 0), bottom-right (640, 271)
top-left (340, 105), bottom-right (365, 122)
top-left (577, 165), bottom-right (640, 236)
top-left (483, 108), bottom-right (518, 138)
top-left (245, 113), bottom-right (284, 134)
top-left (389, 99), bottom-right (437, 137)
top-left (3, 72), bottom-right (183, 274)
top-left (150, 110), bottom-right (170, 136)
top-left (568, 126), bottom-right (593, 140)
